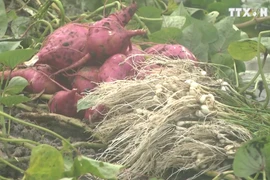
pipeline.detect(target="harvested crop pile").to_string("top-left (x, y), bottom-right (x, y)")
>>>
top-left (78, 56), bottom-right (254, 179)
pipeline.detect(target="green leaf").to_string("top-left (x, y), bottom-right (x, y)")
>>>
top-left (209, 17), bottom-right (241, 55)
top-left (6, 10), bottom-right (17, 23)
top-left (0, 95), bottom-right (30, 106)
top-left (250, 37), bottom-right (270, 51)
top-left (148, 27), bottom-right (183, 43)
top-left (233, 136), bottom-right (270, 178)
top-left (211, 53), bottom-right (234, 68)
top-left (5, 76), bottom-right (29, 94)
top-left (71, 155), bottom-right (123, 179)
top-left (24, 144), bottom-right (64, 180)
top-left (0, 40), bottom-right (21, 53)
top-left (162, 15), bottom-right (186, 29)
top-left (228, 40), bottom-right (266, 61)
top-left (77, 95), bottom-right (99, 111)
top-left (137, 6), bottom-right (163, 33)
top-left (11, 16), bottom-right (31, 37)
top-left (235, 60), bottom-right (246, 73)
top-left (0, 0), bottom-right (8, 38)
top-left (0, 49), bottom-right (37, 69)
top-left (177, 23), bottom-right (209, 61)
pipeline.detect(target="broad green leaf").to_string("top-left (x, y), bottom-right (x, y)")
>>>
top-left (250, 37), bottom-right (270, 51)
top-left (11, 16), bottom-right (31, 37)
top-left (235, 60), bottom-right (246, 73)
top-left (0, 0), bottom-right (7, 38)
top-left (6, 10), bottom-right (17, 23)
top-left (148, 27), bottom-right (182, 43)
top-left (228, 40), bottom-right (266, 61)
top-left (24, 144), bottom-right (64, 180)
top-left (233, 136), bottom-right (270, 178)
top-left (211, 53), bottom-right (234, 68)
top-left (191, 18), bottom-right (218, 44)
top-left (0, 95), bottom-right (30, 106)
top-left (162, 16), bottom-right (186, 29)
top-left (171, 2), bottom-right (190, 17)
top-left (0, 49), bottom-right (37, 69)
top-left (0, 40), bottom-right (21, 53)
top-left (71, 155), bottom-right (123, 179)
top-left (5, 76), bottom-right (29, 94)
top-left (209, 17), bottom-right (241, 55)
top-left (137, 6), bottom-right (162, 33)
top-left (177, 23), bottom-right (209, 61)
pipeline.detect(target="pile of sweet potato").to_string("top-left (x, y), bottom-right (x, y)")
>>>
top-left (3, 1), bottom-right (197, 122)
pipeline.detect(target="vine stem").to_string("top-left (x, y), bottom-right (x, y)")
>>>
top-left (257, 31), bottom-right (270, 108)
top-left (0, 111), bottom-right (77, 152)
top-left (0, 158), bottom-right (24, 174)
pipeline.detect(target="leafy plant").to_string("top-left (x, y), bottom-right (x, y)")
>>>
top-left (233, 135), bottom-right (270, 179)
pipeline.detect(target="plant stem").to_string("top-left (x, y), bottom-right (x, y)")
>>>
top-left (235, 16), bottom-right (270, 29)
top-left (0, 111), bottom-right (77, 152)
top-left (0, 136), bottom-right (38, 149)
top-left (0, 158), bottom-right (24, 174)
top-left (257, 31), bottom-right (270, 108)
top-left (75, 1), bottom-right (121, 22)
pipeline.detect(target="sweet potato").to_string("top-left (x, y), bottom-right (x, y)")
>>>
top-left (145, 44), bottom-right (197, 62)
top-left (107, 0), bottom-right (138, 27)
top-left (98, 53), bottom-right (132, 82)
top-left (87, 19), bottom-right (147, 63)
top-left (124, 44), bottom-right (146, 77)
top-left (1, 64), bottom-right (63, 94)
top-left (48, 89), bottom-right (83, 117)
top-left (67, 66), bottom-right (100, 93)
top-left (25, 23), bottom-right (92, 72)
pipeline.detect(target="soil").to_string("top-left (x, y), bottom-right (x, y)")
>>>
top-left (0, 107), bottom-right (100, 180)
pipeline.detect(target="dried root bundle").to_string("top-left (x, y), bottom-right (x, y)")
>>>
top-left (81, 56), bottom-right (255, 179)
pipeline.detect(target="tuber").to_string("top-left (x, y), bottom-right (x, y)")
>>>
top-left (145, 44), bottom-right (197, 62)
top-left (68, 66), bottom-right (100, 93)
top-left (48, 88), bottom-right (83, 117)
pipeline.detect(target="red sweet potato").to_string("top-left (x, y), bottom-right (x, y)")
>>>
top-left (28, 23), bottom-right (92, 71)
top-left (48, 88), bottom-right (83, 117)
top-left (87, 19), bottom-right (147, 63)
top-left (124, 44), bottom-right (146, 77)
top-left (107, 0), bottom-right (138, 27)
top-left (84, 104), bottom-right (107, 123)
top-left (1, 64), bottom-right (63, 94)
top-left (67, 66), bottom-right (100, 93)
top-left (145, 44), bottom-right (197, 62)
top-left (98, 53), bottom-right (132, 82)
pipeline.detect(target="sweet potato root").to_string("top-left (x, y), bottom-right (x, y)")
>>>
top-left (87, 19), bottom-right (147, 63)
top-left (145, 44), bottom-right (197, 62)
top-left (67, 66), bottom-right (100, 93)
top-left (1, 64), bottom-right (63, 94)
top-left (48, 89), bottom-right (83, 117)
